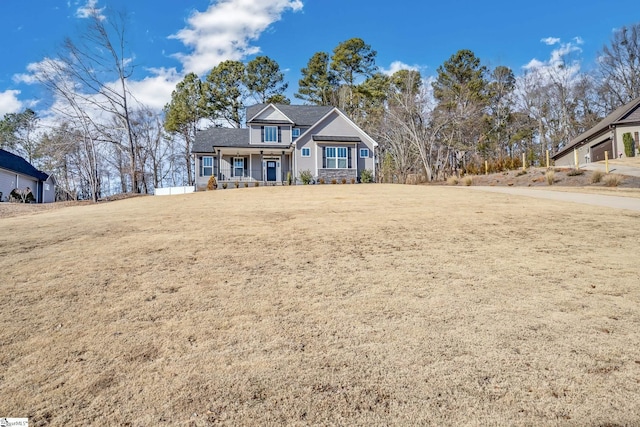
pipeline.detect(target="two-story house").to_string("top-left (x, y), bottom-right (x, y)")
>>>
top-left (192, 104), bottom-right (377, 189)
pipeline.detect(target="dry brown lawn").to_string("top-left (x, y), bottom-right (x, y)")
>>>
top-left (1, 185), bottom-right (640, 426)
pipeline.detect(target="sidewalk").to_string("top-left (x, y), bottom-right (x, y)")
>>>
top-left (466, 186), bottom-right (640, 212)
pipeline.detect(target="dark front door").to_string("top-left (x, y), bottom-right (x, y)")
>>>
top-left (267, 161), bottom-right (277, 181)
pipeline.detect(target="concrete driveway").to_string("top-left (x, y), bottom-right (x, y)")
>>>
top-left (465, 186), bottom-right (640, 212)
top-left (580, 161), bottom-right (640, 177)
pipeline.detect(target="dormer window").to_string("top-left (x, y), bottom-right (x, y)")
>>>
top-left (263, 126), bottom-right (278, 142)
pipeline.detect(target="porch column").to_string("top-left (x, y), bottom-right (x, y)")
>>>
top-left (260, 152), bottom-right (264, 182)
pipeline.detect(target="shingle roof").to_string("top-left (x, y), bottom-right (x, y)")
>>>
top-left (246, 104), bottom-right (334, 126)
top-left (0, 149), bottom-right (49, 181)
top-left (193, 128), bottom-right (250, 152)
top-left (553, 96), bottom-right (640, 159)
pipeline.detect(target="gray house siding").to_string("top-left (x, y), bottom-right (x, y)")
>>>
top-left (249, 125), bottom-right (292, 145)
top-left (295, 139), bottom-right (316, 179)
top-left (42, 176), bottom-right (56, 203)
top-left (293, 111), bottom-right (376, 182)
top-left (0, 168), bottom-right (17, 201)
top-left (614, 125), bottom-right (640, 156)
top-left (0, 168), bottom-right (39, 202)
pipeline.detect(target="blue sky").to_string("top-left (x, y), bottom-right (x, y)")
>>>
top-left (0, 0), bottom-right (638, 117)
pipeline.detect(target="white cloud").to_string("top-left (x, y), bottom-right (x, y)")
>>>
top-left (380, 61), bottom-right (421, 76)
top-left (170, 0), bottom-right (304, 75)
top-left (524, 38), bottom-right (583, 72)
top-left (126, 68), bottom-right (182, 112)
top-left (541, 37), bottom-right (561, 46)
top-left (0, 90), bottom-right (23, 115)
top-left (75, 0), bottom-right (106, 21)
top-left (519, 37), bottom-right (584, 96)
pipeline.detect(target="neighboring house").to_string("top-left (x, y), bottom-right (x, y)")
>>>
top-left (553, 96), bottom-right (640, 167)
top-left (0, 149), bottom-right (56, 203)
top-left (192, 104), bottom-right (377, 189)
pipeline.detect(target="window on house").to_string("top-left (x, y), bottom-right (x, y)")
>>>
top-left (359, 148), bottom-right (369, 158)
top-left (325, 147), bottom-right (349, 168)
top-left (301, 147), bottom-right (310, 157)
top-left (292, 128), bottom-right (300, 139)
top-left (233, 157), bottom-right (245, 177)
top-left (200, 156), bottom-right (213, 176)
top-left (264, 126), bottom-right (278, 142)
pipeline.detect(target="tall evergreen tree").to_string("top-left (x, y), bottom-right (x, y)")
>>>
top-left (206, 60), bottom-right (246, 128)
top-left (245, 56), bottom-right (289, 104)
top-left (0, 109), bottom-right (40, 163)
top-left (432, 49), bottom-right (489, 159)
top-left (163, 72), bottom-right (210, 185)
top-left (295, 52), bottom-right (338, 105)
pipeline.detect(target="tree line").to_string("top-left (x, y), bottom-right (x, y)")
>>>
top-left (1, 10), bottom-right (639, 199)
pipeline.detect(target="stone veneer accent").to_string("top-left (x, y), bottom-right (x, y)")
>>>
top-left (317, 169), bottom-right (357, 183)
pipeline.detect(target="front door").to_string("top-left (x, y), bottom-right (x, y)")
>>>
top-left (266, 161), bottom-right (277, 181)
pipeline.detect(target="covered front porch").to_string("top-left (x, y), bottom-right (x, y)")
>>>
top-left (209, 147), bottom-right (294, 187)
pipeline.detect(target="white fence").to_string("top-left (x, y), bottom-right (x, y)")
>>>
top-left (154, 185), bottom-right (195, 196)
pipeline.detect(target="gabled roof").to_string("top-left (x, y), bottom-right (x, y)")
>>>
top-left (554, 96), bottom-right (640, 159)
top-left (296, 107), bottom-right (379, 148)
top-left (246, 104), bottom-right (334, 126)
top-left (0, 149), bottom-right (49, 181)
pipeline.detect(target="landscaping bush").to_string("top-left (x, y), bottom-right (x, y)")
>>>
top-left (341, 178), bottom-right (347, 184)
top-left (300, 170), bottom-right (313, 185)
top-left (603, 174), bottom-right (623, 187)
top-left (591, 170), bottom-right (604, 184)
top-left (222, 183), bottom-right (228, 189)
top-left (244, 182), bottom-right (249, 188)
top-left (360, 169), bottom-right (374, 183)
top-left (467, 156), bottom-right (523, 174)
top-left (545, 170), bottom-right (555, 185)
top-left (623, 132), bottom-right (636, 157)
top-left (331, 179), bottom-right (337, 185)
top-left (286, 171), bottom-right (292, 186)
top-left (447, 176), bottom-right (459, 185)
top-left (567, 169), bottom-right (584, 176)
top-left (234, 181), bottom-right (240, 188)
top-left (318, 177), bottom-right (325, 184)
top-left (350, 177), bottom-right (356, 184)
top-left (254, 181), bottom-right (259, 187)
top-left (463, 176), bottom-right (473, 186)
top-left (207, 175), bottom-right (217, 190)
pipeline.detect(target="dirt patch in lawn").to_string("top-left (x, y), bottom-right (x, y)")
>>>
top-left (1, 185), bottom-right (639, 425)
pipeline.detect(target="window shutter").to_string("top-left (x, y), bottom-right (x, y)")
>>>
top-left (243, 158), bottom-right (247, 175)
top-left (278, 127), bottom-right (282, 142)
top-left (322, 147), bottom-right (326, 168)
top-left (348, 148), bottom-right (352, 168)
top-left (230, 158), bottom-right (233, 177)
top-left (261, 126), bottom-right (265, 142)
top-left (198, 156), bottom-right (203, 176)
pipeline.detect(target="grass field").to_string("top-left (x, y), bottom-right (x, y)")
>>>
top-left (1, 185), bottom-right (640, 425)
